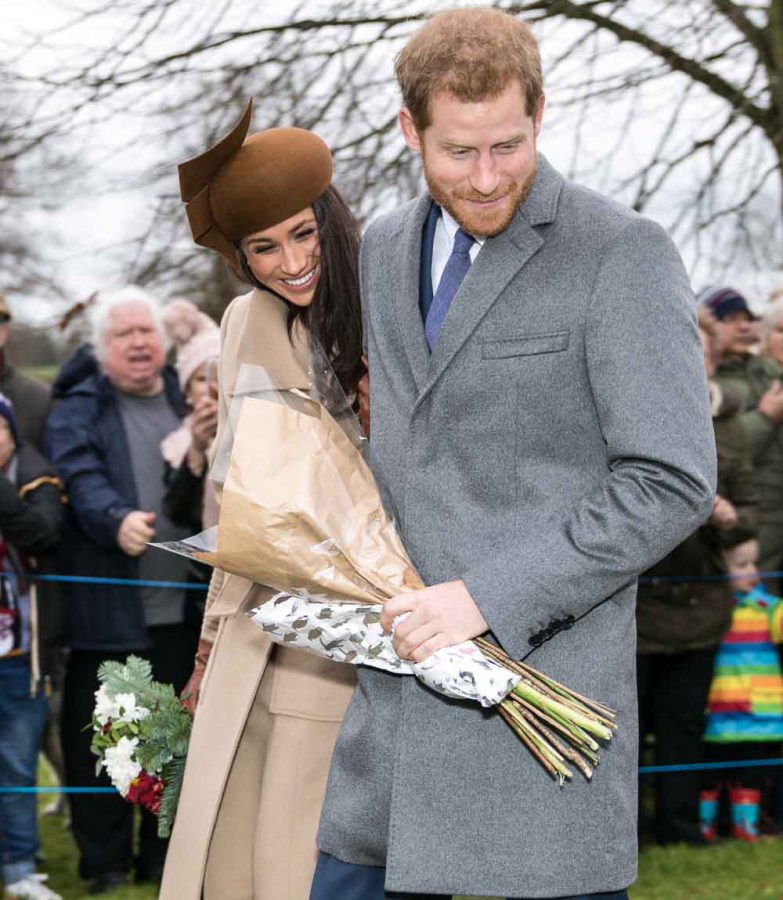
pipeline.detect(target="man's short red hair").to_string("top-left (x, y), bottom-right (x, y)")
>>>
top-left (394, 8), bottom-right (544, 130)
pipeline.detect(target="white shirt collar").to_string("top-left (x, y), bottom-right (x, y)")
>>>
top-left (440, 207), bottom-right (485, 248)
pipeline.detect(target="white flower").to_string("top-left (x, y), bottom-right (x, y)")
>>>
top-left (114, 692), bottom-right (150, 724)
top-left (93, 684), bottom-right (120, 726)
top-left (102, 736), bottom-right (142, 796)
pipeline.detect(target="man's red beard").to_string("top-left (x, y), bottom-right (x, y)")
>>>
top-left (423, 155), bottom-right (537, 238)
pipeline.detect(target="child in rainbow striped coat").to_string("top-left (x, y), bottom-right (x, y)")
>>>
top-left (702, 537), bottom-right (783, 840)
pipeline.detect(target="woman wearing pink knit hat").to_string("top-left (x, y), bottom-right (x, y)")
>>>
top-left (160, 298), bottom-right (220, 491)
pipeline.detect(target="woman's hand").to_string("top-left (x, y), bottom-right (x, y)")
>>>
top-left (190, 397), bottom-right (218, 452)
top-left (181, 639), bottom-right (214, 717)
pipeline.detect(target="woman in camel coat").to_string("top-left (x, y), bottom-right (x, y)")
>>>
top-left (160, 102), bottom-right (363, 900)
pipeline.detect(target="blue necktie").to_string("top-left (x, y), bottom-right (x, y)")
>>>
top-left (424, 227), bottom-right (475, 350)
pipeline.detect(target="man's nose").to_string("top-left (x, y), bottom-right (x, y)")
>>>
top-left (470, 154), bottom-right (501, 196)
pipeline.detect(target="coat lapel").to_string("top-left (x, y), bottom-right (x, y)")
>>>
top-left (390, 194), bottom-right (433, 393)
top-left (416, 156), bottom-right (563, 408)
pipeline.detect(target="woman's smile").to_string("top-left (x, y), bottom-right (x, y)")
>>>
top-left (279, 264), bottom-right (320, 292)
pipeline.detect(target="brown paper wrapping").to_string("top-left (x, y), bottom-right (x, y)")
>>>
top-left (197, 394), bottom-right (423, 604)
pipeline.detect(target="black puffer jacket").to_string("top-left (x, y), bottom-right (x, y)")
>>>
top-left (0, 441), bottom-right (65, 689)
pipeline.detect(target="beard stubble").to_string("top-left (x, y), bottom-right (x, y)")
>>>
top-left (423, 154), bottom-right (538, 238)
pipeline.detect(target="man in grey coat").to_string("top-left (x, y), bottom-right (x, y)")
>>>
top-left (310, 9), bottom-right (716, 900)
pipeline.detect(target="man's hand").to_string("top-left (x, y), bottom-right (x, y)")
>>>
top-left (381, 580), bottom-right (489, 663)
top-left (758, 380), bottom-right (783, 424)
top-left (709, 494), bottom-right (738, 532)
top-left (118, 510), bottom-right (156, 557)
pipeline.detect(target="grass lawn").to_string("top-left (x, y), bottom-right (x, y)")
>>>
top-left (35, 796), bottom-right (783, 900)
top-left (19, 366), bottom-right (58, 385)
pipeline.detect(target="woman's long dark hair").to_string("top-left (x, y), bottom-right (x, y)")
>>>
top-left (238, 185), bottom-right (365, 396)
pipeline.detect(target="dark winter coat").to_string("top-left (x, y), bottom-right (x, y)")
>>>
top-left (44, 351), bottom-right (186, 651)
top-left (0, 441), bottom-right (66, 687)
top-left (637, 383), bottom-right (757, 654)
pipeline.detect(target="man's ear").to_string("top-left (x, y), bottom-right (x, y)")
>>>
top-left (533, 95), bottom-right (546, 137)
top-left (399, 107), bottom-right (422, 153)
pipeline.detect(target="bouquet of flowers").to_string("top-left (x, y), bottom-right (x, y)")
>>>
top-left (157, 362), bottom-right (616, 784)
top-left (90, 656), bottom-right (191, 837)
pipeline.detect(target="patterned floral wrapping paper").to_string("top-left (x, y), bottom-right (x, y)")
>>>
top-left (248, 592), bottom-right (520, 707)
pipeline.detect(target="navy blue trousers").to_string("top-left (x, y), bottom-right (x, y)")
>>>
top-left (309, 852), bottom-right (630, 900)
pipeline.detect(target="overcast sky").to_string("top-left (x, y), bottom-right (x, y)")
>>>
top-left (4, 1), bottom-right (781, 323)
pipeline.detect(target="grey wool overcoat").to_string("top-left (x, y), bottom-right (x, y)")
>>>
top-left (317, 156), bottom-right (717, 898)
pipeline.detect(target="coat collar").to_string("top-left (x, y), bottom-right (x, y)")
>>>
top-left (390, 155), bottom-right (563, 404)
top-left (391, 194), bottom-right (436, 393)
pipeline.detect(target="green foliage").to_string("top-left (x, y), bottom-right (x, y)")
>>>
top-left (92, 656), bottom-right (192, 780)
top-left (157, 755), bottom-right (187, 839)
top-left (97, 656), bottom-right (154, 696)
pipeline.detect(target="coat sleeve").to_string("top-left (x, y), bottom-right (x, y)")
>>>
top-left (0, 473), bottom-right (64, 556)
top-left (163, 461), bottom-right (205, 530)
top-left (462, 217), bottom-right (717, 659)
top-left (44, 398), bottom-right (134, 549)
top-left (738, 408), bottom-right (778, 462)
top-left (723, 419), bottom-right (757, 538)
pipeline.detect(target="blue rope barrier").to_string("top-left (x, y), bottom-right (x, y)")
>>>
top-left (2, 758), bottom-right (782, 792)
top-left (15, 576), bottom-right (781, 789)
top-left (639, 758), bottom-right (783, 775)
top-left (0, 787), bottom-right (115, 794)
top-left (28, 570), bottom-right (783, 590)
top-left (32, 574), bottom-right (207, 591)
top-left (639, 569), bottom-right (783, 585)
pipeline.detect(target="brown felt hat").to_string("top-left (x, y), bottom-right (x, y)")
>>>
top-left (178, 100), bottom-right (333, 274)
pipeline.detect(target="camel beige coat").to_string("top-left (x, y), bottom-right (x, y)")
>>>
top-left (160, 288), bottom-right (356, 900)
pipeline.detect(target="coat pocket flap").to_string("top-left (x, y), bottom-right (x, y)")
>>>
top-left (482, 331), bottom-right (570, 359)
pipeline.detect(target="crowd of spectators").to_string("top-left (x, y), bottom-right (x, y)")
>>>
top-left (638, 285), bottom-right (783, 849)
top-left (0, 280), bottom-right (782, 896)
top-left (0, 288), bottom-right (217, 898)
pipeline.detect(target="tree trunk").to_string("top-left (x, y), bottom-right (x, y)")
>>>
top-left (767, 0), bottom-right (783, 237)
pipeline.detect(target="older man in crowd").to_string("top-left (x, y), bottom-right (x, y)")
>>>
top-left (45, 286), bottom-right (197, 895)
